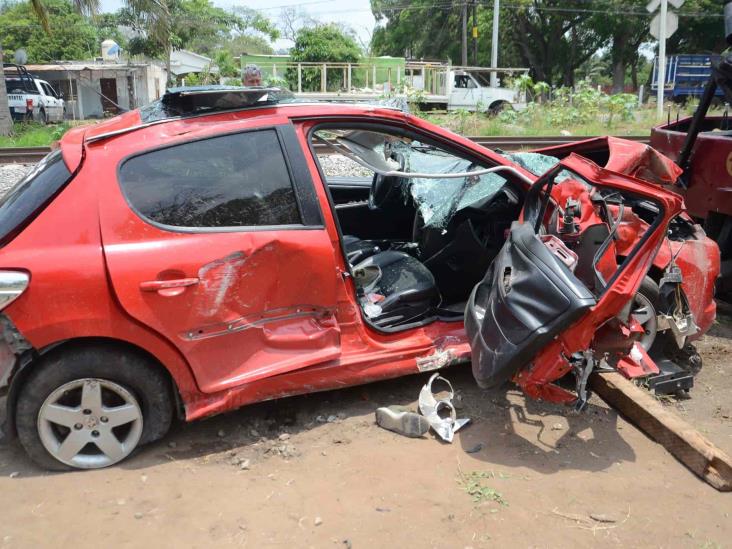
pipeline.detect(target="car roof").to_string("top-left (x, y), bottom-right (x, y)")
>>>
top-left (57, 100), bottom-right (416, 173)
top-left (78, 101), bottom-right (408, 143)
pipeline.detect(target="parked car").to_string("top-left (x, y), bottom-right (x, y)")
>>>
top-left (0, 87), bottom-right (719, 470)
top-left (4, 63), bottom-right (65, 124)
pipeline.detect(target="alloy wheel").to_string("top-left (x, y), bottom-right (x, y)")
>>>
top-left (37, 378), bottom-right (143, 469)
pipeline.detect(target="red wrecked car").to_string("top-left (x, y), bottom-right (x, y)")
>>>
top-left (0, 87), bottom-right (719, 470)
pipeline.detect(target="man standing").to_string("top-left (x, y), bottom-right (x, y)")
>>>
top-left (242, 64), bottom-right (262, 87)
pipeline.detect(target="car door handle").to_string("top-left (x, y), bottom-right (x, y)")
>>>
top-left (140, 278), bottom-right (199, 295)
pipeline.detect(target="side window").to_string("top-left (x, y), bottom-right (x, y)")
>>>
top-left (119, 129), bottom-right (303, 229)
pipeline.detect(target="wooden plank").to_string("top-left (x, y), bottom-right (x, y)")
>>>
top-left (590, 371), bottom-right (732, 492)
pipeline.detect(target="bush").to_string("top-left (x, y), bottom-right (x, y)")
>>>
top-left (285, 24), bottom-right (361, 92)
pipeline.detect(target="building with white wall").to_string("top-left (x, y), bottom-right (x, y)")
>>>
top-left (23, 61), bottom-right (168, 119)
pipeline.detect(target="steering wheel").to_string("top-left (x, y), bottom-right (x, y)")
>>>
top-left (368, 151), bottom-right (406, 210)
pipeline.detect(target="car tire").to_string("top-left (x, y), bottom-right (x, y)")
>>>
top-left (38, 108), bottom-right (48, 125)
top-left (488, 101), bottom-right (508, 116)
top-left (633, 277), bottom-right (703, 375)
top-left (15, 345), bottom-right (173, 471)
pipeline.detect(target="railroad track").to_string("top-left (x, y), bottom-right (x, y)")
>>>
top-left (0, 135), bottom-right (651, 164)
top-left (0, 146), bottom-right (53, 164)
top-left (468, 135), bottom-right (650, 149)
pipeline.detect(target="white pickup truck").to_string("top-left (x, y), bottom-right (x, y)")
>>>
top-left (445, 71), bottom-right (520, 114)
top-left (4, 63), bottom-right (65, 124)
top-left (293, 67), bottom-right (524, 114)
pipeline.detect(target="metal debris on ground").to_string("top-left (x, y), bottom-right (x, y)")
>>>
top-left (373, 373), bottom-right (470, 441)
top-left (418, 373), bottom-right (470, 442)
top-left (374, 405), bottom-right (430, 438)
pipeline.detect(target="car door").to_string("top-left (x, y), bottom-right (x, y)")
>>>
top-left (98, 125), bottom-right (342, 394)
top-left (44, 82), bottom-right (63, 121)
top-left (38, 82), bottom-right (58, 121)
top-left (465, 153), bottom-right (684, 398)
top-left (448, 74), bottom-right (477, 110)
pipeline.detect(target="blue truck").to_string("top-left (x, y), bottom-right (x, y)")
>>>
top-left (651, 54), bottom-right (726, 101)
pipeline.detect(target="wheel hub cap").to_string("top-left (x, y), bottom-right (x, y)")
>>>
top-left (37, 378), bottom-right (143, 469)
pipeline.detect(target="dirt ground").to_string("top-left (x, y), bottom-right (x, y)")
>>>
top-left (0, 317), bottom-right (731, 548)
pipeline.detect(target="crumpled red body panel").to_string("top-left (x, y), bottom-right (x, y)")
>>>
top-left (605, 136), bottom-right (684, 186)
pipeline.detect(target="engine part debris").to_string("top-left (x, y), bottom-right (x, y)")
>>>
top-left (418, 373), bottom-right (470, 442)
top-left (374, 405), bottom-right (430, 438)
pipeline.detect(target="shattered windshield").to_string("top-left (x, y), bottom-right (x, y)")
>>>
top-left (315, 129), bottom-right (509, 229)
top-left (394, 141), bottom-right (508, 228)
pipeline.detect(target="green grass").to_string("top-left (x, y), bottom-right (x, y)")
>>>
top-left (418, 103), bottom-right (714, 138)
top-left (457, 470), bottom-right (508, 506)
top-left (0, 122), bottom-right (72, 147)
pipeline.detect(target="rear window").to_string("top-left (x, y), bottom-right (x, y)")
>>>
top-left (118, 129), bottom-right (302, 229)
top-left (0, 150), bottom-right (73, 246)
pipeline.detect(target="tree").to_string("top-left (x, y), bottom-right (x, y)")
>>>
top-left (278, 7), bottom-right (317, 42)
top-left (286, 24), bottom-right (362, 91)
top-left (371, 0), bottom-right (600, 86)
top-left (586, 0), bottom-right (648, 93)
top-left (219, 34), bottom-right (273, 57)
top-left (668, 0), bottom-right (726, 54)
top-left (0, 0), bottom-right (99, 62)
top-left (120, 0), bottom-right (278, 82)
top-left (371, 0), bottom-right (465, 61)
top-left (1, 0), bottom-right (98, 136)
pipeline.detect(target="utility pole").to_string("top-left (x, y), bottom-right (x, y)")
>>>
top-left (656, 0), bottom-right (668, 119)
top-left (472, 0), bottom-right (478, 65)
top-left (648, 0), bottom-right (682, 119)
top-left (461, 1), bottom-right (468, 66)
top-left (490, 0), bottom-right (500, 87)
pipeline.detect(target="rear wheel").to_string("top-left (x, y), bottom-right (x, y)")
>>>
top-left (38, 108), bottom-right (48, 125)
top-left (488, 101), bottom-right (508, 116)
top-left (15, 346), bottom-right (173, 470)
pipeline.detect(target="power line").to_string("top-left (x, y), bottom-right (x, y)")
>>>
top-left (305, 0), bottom-right (723, 18)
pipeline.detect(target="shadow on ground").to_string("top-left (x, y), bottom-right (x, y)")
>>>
top-left (0, 364), bottom-right (635, 478)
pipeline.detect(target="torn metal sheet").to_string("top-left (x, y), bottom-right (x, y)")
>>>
top-left (416, 348), bottom-right (457, 372)
top-left (418, 372), bottom-right (470, 442)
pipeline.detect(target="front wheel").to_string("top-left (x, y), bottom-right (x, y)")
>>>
top-left (632, 276), bottom-right (702, 375)
top-left (15, 346), bottom-right (173, 470)
top-left (631, 277), bottom-right (659, 351)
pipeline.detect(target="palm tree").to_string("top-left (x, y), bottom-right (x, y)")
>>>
top-left (122, 0), bottom-right (171, 83)
top-left (1, 0), bottom-right (99, 135)
top-left (0, 0), bottom-right (169, 136)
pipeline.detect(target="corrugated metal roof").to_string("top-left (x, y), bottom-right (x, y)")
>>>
top-left (23, 63), bottom-right (152, 72)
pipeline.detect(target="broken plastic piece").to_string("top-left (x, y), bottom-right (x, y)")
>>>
top-left (418, 373), bottom-right (470, 442)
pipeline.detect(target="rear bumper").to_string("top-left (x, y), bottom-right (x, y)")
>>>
top-left (8, 107), bottom-right (35, 121)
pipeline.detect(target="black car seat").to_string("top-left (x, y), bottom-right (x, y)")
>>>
top-left (351, 250), bottom-right (441, 328)
top-left (342, 235), bottom-right (382, 265)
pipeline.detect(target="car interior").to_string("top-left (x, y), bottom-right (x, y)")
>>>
top-left (310, 126), bottom-right (527, 332)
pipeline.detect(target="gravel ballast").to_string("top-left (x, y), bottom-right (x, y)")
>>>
top-left (0, 164), bottom-right (33, 195)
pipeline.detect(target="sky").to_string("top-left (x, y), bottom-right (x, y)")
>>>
top-left (98, 0), bottom-right (378, 51)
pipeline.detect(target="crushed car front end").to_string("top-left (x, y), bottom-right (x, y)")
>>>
top-left (464, 138), bottom-right (719, 406)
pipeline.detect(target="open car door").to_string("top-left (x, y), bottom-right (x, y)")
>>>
top-left (465, 153), bottom-right (685, 407)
